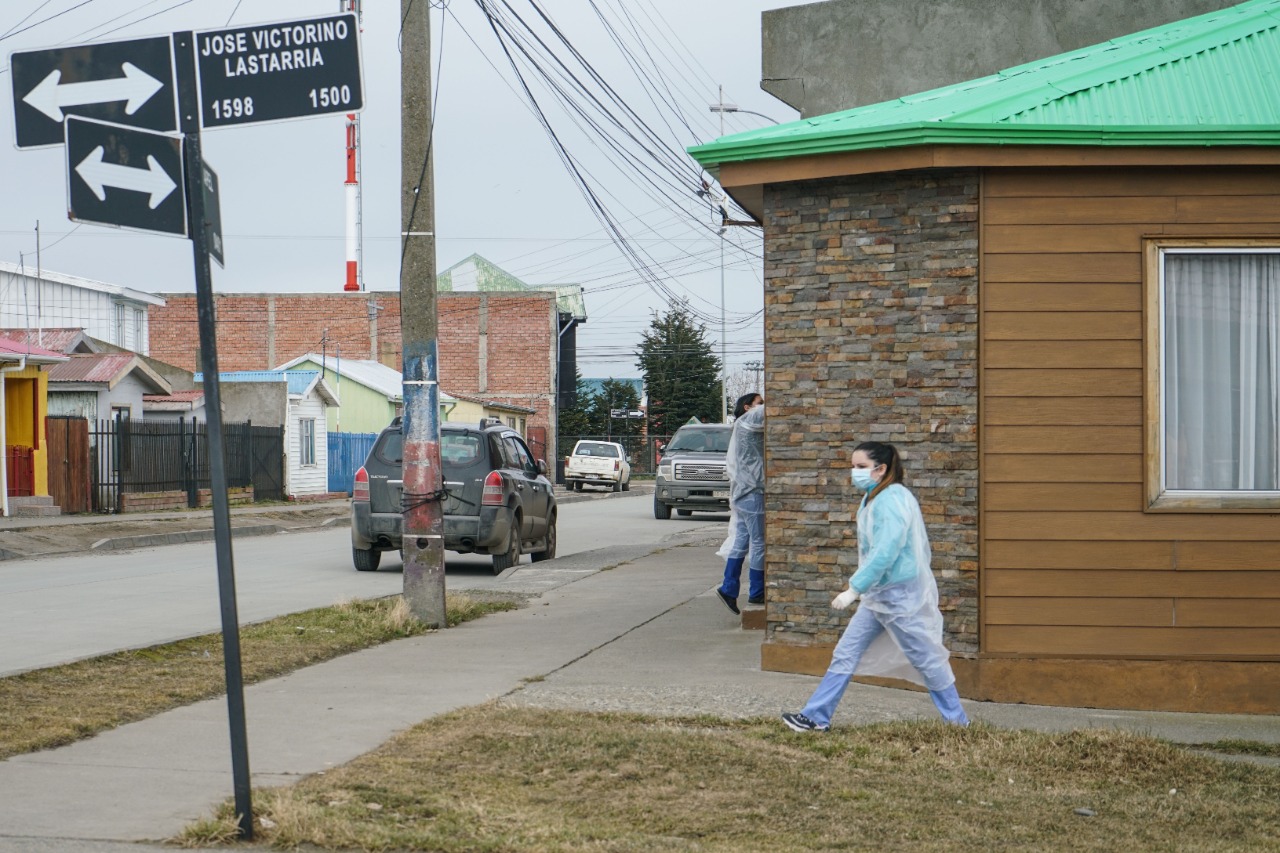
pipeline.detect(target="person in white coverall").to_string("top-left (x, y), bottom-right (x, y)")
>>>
top-left (715, 393), bottom-right (765, 615)
top-left (782, 440), bottom-right (968, 732)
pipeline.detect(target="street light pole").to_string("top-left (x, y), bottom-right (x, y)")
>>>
top-left (715, 85), bottom-right (727, 423)
top-left (707, 86), bottom-right (780, 424)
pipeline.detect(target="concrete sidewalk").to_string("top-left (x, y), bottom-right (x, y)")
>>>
top-left (0, 533), bottom-right (1277, 852)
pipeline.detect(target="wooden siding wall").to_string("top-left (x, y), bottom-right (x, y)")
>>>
top-left (981, 167), bottom-right (1280, 661)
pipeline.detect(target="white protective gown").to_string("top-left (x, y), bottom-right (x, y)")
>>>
top-left (851, 483), bottom-right (953, 688)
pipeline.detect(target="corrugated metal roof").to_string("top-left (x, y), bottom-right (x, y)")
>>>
top-left (193, 369), bottom-right (331, 399)
top-left (142, 390), bottom-right (206, 412)
top-left (447, 391), bottom-right (537, 414)
top-left (46, 353), bottom-right (169, 392)
top-left (0, 261), bottom-right (165, 306)
top-left (438, 254), bottom-right (587, 320)
top-left (0, 334), bottom-right (66, 362)
top-left (195, 370), bottom-right (287, 384)
top-left (690, 0), bottom-right (1280, 167)
top-left (0, 328), bottom-right (98, 354)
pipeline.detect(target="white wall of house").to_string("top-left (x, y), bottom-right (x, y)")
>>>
top-left (286, 394), bottom-right (329, 497)
top-left (0, 264), bottom-right (161, 354)
top-left (47, 374), bottom-right (155, 422)
top-left (47, 390), bottom-right (97, 420)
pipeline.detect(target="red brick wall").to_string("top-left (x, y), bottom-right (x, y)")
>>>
top-left (149, 291), bottom-right (558, 439)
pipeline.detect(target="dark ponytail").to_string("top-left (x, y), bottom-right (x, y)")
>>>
top-left (733, 392), bottom-right (762, 420)
top-left (854, 441), bottom-right (904, 503)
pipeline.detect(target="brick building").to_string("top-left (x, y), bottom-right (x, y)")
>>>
top-left (148, 289), bottom-right (565, 458)
top-left (691, 1), bottom-right (1280, 713)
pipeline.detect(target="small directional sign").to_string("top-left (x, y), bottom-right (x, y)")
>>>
top-left (200, 161), bottom-right (225, 267)
top-left (10, 36), bottom-right (177, 149)
top-left (65, 116), bottom-right (186, 236)
top-left (193, 13), bottom-right (363, 130)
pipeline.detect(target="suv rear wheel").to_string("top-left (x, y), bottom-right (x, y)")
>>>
top-left (530, 515), bottom-right (557, 562)
top-left (492, 519), bottom-right (521, 574)
top-left (653, 495), bottom-right (671, 519)
top-left (353, 545), bottom-right (382, 572)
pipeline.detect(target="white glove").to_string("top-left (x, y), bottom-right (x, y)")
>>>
top-left (831, 588), bottom-right (859, 610)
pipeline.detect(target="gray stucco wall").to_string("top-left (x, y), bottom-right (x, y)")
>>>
top-left (762, 0), bottom-right (1244, 117)
top-left (215, 383), bottom-right (288, 428)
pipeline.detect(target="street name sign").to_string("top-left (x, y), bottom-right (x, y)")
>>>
top-left (65, 116), bottom-right (186, 237)
top-left (10, 36), bottom-right (177, 149)
top-left (193, 13), bottom-right (363, 130)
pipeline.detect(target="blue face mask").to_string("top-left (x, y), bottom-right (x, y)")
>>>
top-left (850, 467), bottom-right (877, 491)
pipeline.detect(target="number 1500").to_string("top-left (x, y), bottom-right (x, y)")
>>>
top-left (310, 86), bottom-right (352, 108)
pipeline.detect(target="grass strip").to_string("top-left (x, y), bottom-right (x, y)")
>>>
top-left (0, 594), bottom-right (518, 761)
top-left (1196, 739), bottom-right (1280, 758)
top-left (184, 706), bottom-right (1280, 852)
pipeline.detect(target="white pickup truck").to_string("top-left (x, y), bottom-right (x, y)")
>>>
top-left (565, 440), bottom-right (631, 492)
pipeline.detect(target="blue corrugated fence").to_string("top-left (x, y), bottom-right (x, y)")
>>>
top-left (328, 432), bottom-right (378, 494)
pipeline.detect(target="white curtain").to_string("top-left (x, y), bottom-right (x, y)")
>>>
top-left (1165, 253), bottom-right (1280, 491)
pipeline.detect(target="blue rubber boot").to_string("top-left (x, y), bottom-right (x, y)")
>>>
top-left (747, 570), bottom-right (765, 603)
top-left (719, 556), bottom-right (745, 598)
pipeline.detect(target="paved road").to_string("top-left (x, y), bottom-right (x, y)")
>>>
top-left (0, 493), bottom-right (724, 676)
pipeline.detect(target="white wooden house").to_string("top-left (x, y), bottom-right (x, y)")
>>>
top-left (0, 263), bottom-right (163, 355)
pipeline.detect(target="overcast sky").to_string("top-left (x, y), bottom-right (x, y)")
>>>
top-left (0, 0), bottom-right (795, 379)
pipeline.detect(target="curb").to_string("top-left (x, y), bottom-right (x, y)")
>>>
top-left (89, 524), bottom-right (286, 551)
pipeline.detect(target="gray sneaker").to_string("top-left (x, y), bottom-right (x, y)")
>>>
top-left (781, 712), bottom-right (829, 732)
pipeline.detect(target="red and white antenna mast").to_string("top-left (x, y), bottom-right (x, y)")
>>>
top-left (342, 0), bottom-right (363, 291)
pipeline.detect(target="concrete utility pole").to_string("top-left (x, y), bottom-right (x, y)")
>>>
top-left (400, 0), bottom-right (447, 626)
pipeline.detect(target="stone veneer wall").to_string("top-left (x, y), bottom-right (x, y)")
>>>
top-left (763, 170), bottom-right (980, 654)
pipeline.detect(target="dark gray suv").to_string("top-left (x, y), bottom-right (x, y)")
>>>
top-left (350, 419), bottom-right (557, 573)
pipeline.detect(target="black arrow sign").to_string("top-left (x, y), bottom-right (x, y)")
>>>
top-left (10, 36), bottom-right (177, 149)
top-left (65, 116), bottom-right (186, 237)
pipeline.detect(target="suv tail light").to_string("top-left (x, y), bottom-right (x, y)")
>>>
top-left (353, 466), bottom-right (369, 501)
top-left (482, 470), bottom-right (504, 505)
top-left (613, 460), bottom-right (620, 472)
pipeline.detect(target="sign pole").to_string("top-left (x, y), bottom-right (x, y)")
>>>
top-left (173, 30), bottom-right (254, 840)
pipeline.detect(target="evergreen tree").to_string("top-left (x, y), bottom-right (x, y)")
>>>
top-left (557, 367), bottom-right (593, 457)
top-left (586, 378), bottom-right (642, 440)
top-left (635, 301), bottom-right (721, 436)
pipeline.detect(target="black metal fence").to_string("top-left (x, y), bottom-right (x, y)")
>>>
top-left (89, 418), bottom-right (284, 513)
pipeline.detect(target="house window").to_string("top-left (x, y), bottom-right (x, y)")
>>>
top-left (132, 308), bottom-right (144, 352)
top-left (114, 303), bottom-right (127, 346)
top-left (299, 418), bottom-right (316, 466)
top-left (1148, 244), bottom-right (1280, 509)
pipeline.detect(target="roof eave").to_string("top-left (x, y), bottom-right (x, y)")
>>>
top-left (690, 123), bottom-right (1280, 168)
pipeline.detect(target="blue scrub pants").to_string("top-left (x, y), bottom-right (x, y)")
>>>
top-left (719, 491), bottom-right (764, 600)
top-left (801, 601), bottom-right (969, 727)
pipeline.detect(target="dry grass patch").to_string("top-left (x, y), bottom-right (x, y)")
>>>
top-left (201, 706), bottom-right (1280, 852)
top-left (0, 593), bottom-right (518, 760)
top-left (1197, 739), bottom-right (1280, 759)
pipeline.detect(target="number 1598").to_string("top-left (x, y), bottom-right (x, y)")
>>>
top-left (210, 97), bottom-right (254, 119)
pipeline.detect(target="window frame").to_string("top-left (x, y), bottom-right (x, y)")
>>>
top-left (113, 302), bottom-right (127, 346)
top-left (1144, 238), bottom-right (1280, 512)
top-left (299, 417), bottom-right (316, 467)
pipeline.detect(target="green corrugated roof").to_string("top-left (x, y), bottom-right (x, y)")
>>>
top-left (437, 254), bottom-right (587, 319)
top-left (690, 0), bottom-right (1280, 167)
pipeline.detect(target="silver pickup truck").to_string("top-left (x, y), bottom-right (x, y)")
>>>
top-left (653, 423), bottom-right (732, 519)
